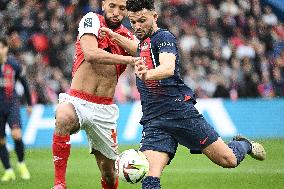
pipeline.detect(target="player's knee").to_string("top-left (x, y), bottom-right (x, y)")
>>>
top-left (0, 138), bottom-right (6, 146)
top-left (11, 128), bottom-right (22, 140)
top-left (221, 154), bottom-right (237, 168)
top-left (55, 104), bottom-right (78, 134)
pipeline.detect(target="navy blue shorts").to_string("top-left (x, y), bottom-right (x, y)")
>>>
top-left (0, 102), bottom-right (22, 138)
top-left (139, 101), bottom-right (219, 164)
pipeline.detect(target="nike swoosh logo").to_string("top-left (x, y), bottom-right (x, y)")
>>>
top-left (200, 137), bottom-right (209, 145)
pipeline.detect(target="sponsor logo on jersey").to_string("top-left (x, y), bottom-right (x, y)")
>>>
top-left (84, 18), bottom-right (93, 28)
top-left (157, 42), bottom-right (175, 50)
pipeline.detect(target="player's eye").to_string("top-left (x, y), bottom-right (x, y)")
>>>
top-left (130, 20), bottom-right (136, 25)
top-left (109, 3), bottom-right (115, 8)
top-left (139, 19), bottom-right (146, 23)
top-left (120, 6), bottom-right (126, 11)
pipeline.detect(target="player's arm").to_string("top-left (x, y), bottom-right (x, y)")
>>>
top-left (136, 31), bottom-right (177, 80)
top-left (136, 53), bottom-right (175, 80)
top-left (19, 76), bottom-right (32, 105)
top-left (100, 27), bottom-right (138, 56)
top-left (80, 34), bottom-right (136, 65)
top-left (79, 13), bottom-right (137, 65)
top-left (15, 65), bottom-right (32, 114)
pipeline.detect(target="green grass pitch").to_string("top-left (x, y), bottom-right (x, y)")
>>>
top-left (1, 139), bottom-right (284, 189)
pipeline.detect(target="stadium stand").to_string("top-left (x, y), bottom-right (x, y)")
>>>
top-left (0, 0), bottom-right (284, 103)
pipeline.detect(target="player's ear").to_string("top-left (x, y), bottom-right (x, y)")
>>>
top-left (153, 11), bottom-right (158, 22)
top-left (102, 0), bottom-right (106, 11)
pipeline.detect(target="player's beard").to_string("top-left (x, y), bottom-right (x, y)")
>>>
top-left (104, 14), bottom-right (122, 30)
top-left (136, 26), bottom-right (154, 41)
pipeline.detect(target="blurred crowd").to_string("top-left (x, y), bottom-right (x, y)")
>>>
top-left (1, 0), bottom-right (284, 104)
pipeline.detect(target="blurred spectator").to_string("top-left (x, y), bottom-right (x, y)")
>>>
top-left (220, 0), bottom-right (239, 16)
top-left (262, 6), bottom-right (278, 26)
top-left (1, 0), bottom-right (284, 104)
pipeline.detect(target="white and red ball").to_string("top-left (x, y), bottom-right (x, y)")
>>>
top-left (115, 149), bottom-right (149, 184)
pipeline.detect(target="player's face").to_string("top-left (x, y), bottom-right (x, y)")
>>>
top-left (128, 9), bottom-right (158, 41)
top-left (0, 43), bottom-right (8, 64)
top-left (102, 0), bottom-right (127, 29)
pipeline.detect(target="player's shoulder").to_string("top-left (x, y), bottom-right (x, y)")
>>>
top-left (78, 12), bottom-right (102, 38)
top-left (82, 12), bottom-right (100, 20)
top-left (118, 25), bottom-right (134, 39)
top-left (7, 56), bottom-right (21, 70)
top-left (79, 12), bottom-right (102, 26)
top-left (152, 29), bottom-right (176, 41)
top-left (7, 56), bottom-right (20, 66)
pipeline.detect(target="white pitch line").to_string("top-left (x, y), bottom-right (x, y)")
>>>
top-left (164, 168), bottom-right (284, 174)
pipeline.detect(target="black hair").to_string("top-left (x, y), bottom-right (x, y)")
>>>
top-left (126, 0), bottom-right (155, 12)
top-left (0, 38), bottom-right (8, 47)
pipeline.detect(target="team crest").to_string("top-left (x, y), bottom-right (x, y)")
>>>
top-left (84, 18), bottom-right (93, 28)
top-left (141, 42), bottom-right (149, 51)
top-left (5, 70), bottom-right (11, 75)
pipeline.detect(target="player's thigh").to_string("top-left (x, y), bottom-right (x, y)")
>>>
top-left (7, 105), bottom-right (22, 140)
top-left (164, 111), bottom-right (219, 152)
top-left (140, 126), bottom-right (177, 164)
top-left (55, 102), bottom-right (80, 134)
top-left (202, 137), bottom-right (237, 168)
top-left (139, 125), bottom-right (177, 177)
top-left (142, 150), bottom-right (169, 178)
top-left (7, 103), bottom-right (21, 131)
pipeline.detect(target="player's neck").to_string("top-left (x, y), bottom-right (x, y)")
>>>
top-left (0, 56), bottom-right (7, 64)
top-left (151, 27), bottom-right (160, 35)
top-left (152, 25), bottom-right (159, 35)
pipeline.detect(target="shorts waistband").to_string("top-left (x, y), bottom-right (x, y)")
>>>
top-left (69, 89), bottom-right (114, 105)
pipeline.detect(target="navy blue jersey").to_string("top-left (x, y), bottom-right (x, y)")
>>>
top-left (0, 56), bottom-right (31, 107)
top-left (136, 29), bottom-right (196, 124)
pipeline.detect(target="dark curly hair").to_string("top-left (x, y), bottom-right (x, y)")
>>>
top-left (126, 0), bottom-right (155, 12)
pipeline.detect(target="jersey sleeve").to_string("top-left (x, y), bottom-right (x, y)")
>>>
top-left (155, 31), bottom-right (178, 55)
top-left (78, 12), bottom-right (100, 39)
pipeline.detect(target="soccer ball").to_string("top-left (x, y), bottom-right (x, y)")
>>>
top-left (115, 149), bottom-right (149, 184)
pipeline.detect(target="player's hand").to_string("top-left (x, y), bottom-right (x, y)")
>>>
top-left (26, 106), bottom-right (32, 116)
top-left (135, 60), bottom-right (148, 81)
top-left (100, 27), bottom-right (116, 40)
top-left (131, 57), bottom-right (141, 65)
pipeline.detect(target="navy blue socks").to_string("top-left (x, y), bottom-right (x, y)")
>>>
top-left (15, 139), bottom-right (24, 163)
top-left (142, 176), bottom-right (161, 189)
top-left (0, 144), bottom-right (11, 169)
top-left (228, 140), bottom-right (251, 165)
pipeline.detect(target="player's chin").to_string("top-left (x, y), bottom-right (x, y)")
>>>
top-left (107, 21), bottom-right (122, 29)
top-left (135, 33), bottom-right (145, 40)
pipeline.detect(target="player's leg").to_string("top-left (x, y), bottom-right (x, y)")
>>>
top-left (202, 136), bottom-right (265, 168)
top-left (173, 101), bottom-right (265, 168)
top-left (52, 102), bottom-right (80, 188)
top-left (202, 137), bottom-right (243, 168)
top-left (186, 105), bottom-right (264, 167)
top-left (140, 126), bottom-right (178, 189)
top-left (83, 102), bottom-right (121, 189)
top-left (7, 102), bottom-right (30, 179)
top-left (141, 150), bottom-right (169, 189)
top-left (0, 115), bottom-right (15, 182)
top-left (92, 149), bottom-right (118, 189)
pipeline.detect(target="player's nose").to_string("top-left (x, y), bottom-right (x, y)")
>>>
top-left (113, 8), bottom-right (120, 17)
